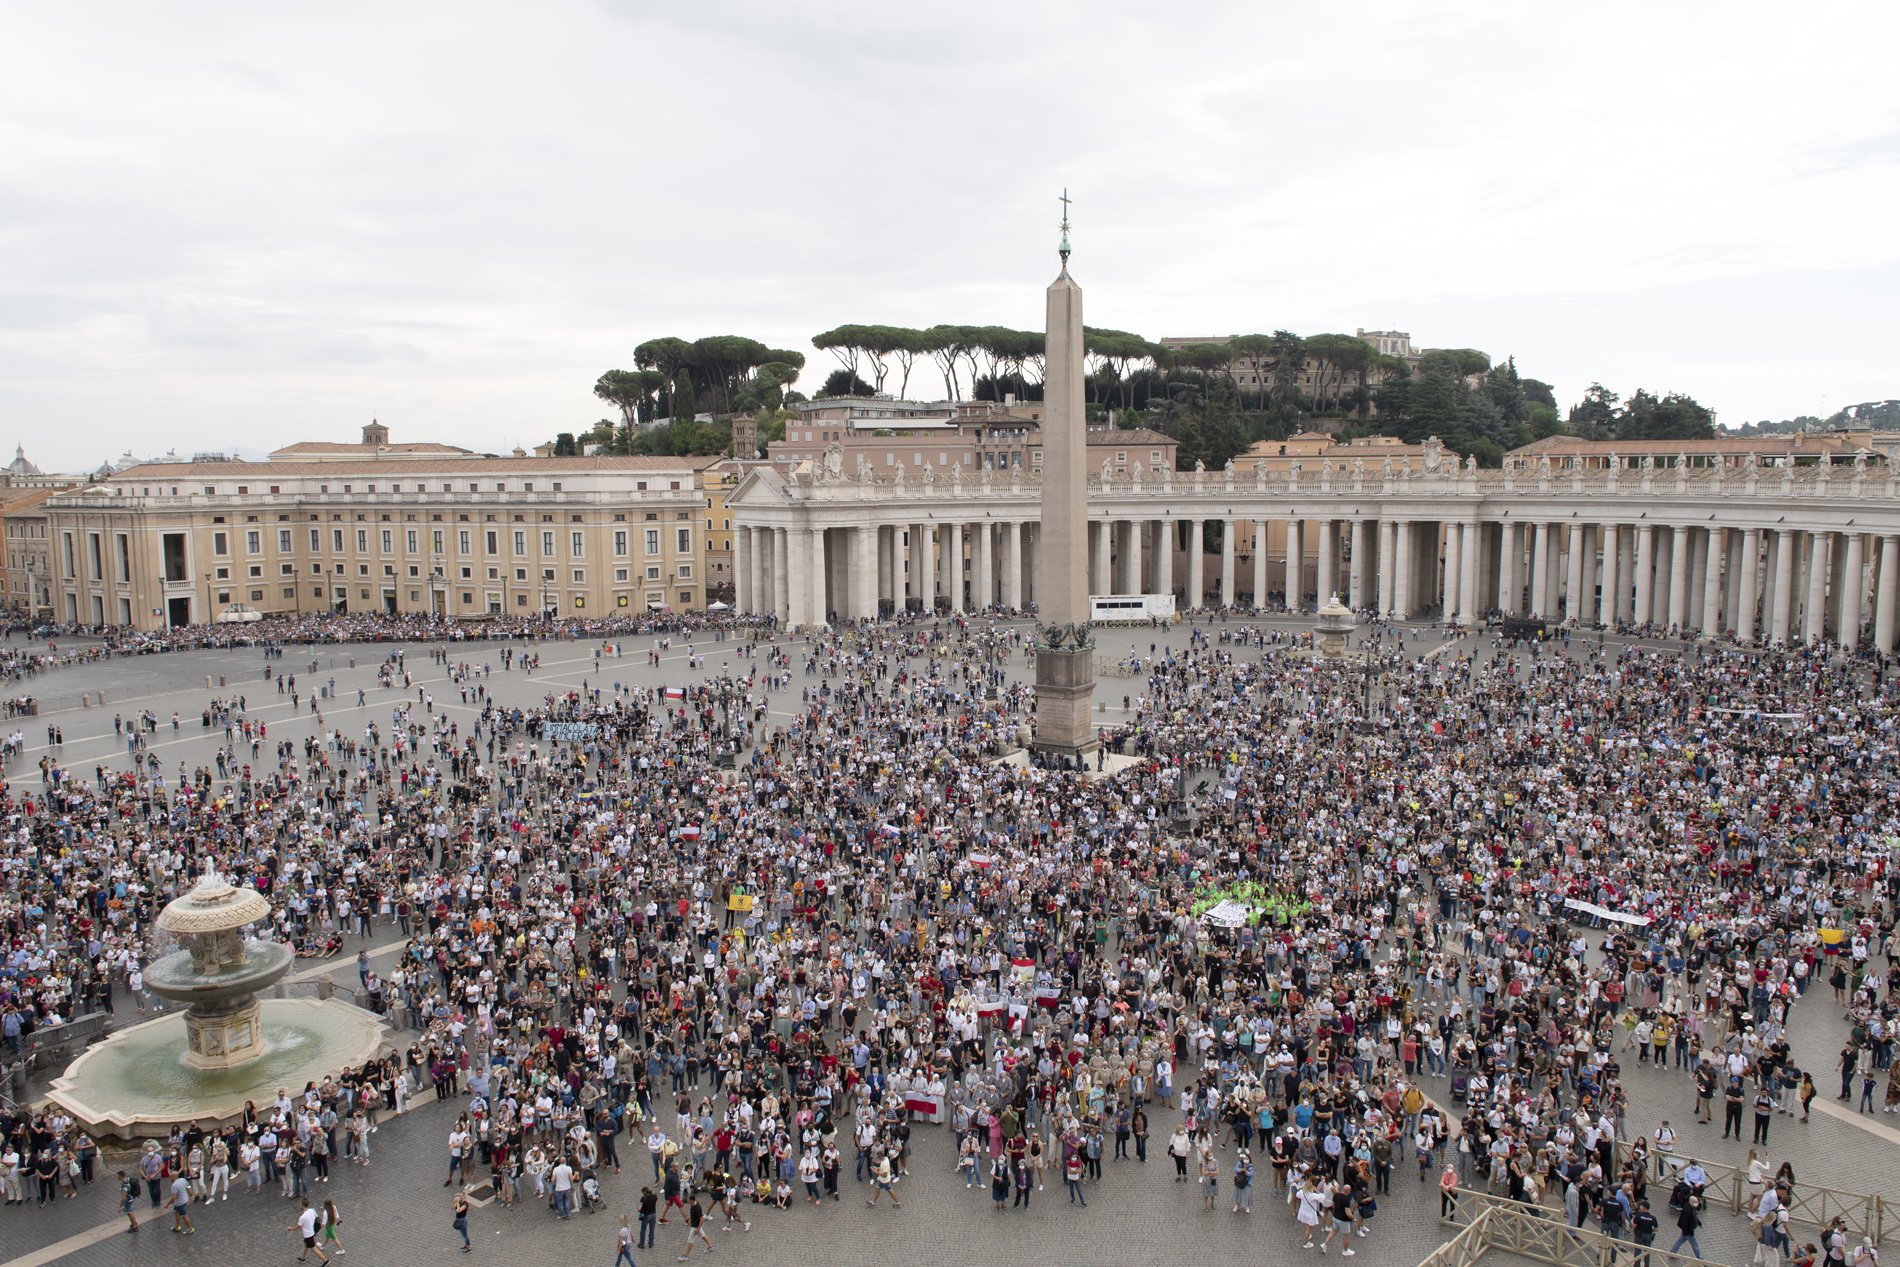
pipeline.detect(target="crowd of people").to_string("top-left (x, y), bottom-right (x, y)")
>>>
top-left (0, 608), bottom-right (1893, 1264)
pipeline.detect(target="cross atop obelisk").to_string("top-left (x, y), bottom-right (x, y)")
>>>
top-left (1031, 191), bottom-right (1097, 764)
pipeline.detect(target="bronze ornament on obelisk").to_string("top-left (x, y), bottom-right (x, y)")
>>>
top-left (1031, 190), bottom-right (1097, 762)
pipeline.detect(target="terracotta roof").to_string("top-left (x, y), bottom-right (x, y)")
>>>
top-left (1510, 436), bottom-right (1857, 455)
top-left (105, 455), bottom-right (719, 479)
top-left (271, 440), bottom-right (478, 455)
top-left (1087, 428), bottom-right (1175, 446)
top-left (0, 486), bottom-right (71, 514)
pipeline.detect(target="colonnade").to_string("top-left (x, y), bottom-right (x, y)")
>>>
top-left (727, 460), bottom-right (1900, 651)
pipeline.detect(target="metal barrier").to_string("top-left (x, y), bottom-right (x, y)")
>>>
top-left (22, 1012), bottom-right (112, 1071)
top-left (1441, 1186), bottom-right (1727, 1267)
top-left (1627, 1143), bottom-right (1884, 1243)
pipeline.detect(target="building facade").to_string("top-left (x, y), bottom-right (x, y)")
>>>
top-left (41, 454), bottom-right (716, 629)
top-left (727, 443), bottom-right (1900, 652)
top-left (770, 398), bottom-right (1178, 479)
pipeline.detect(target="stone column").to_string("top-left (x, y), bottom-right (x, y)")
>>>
top-left (972, 523), bottom-right (994, 610)
top-left (1002, 522), bottom-right (1023, 609)
top-left (846, 525), bottom-right (870, 620)
top-left (1666, 526), bottom-right (1691, 635)
top-left (1770, 530), bottom-right (1796, 644)
top-left (1392, 521), bottom-right (1413, 619)
top-left (1579, 525), bottom-right (1599, 624)
top-left (1564, 525), bottom-right (1586, 626)
top-left (1251, 520), bottom-right (1268, 609)
top-left (1317, 519), bottom-right (1338, 603)
top-left (1803, 532), bottom-right (1829, 645)
top-left (1154, 520), bottom-right (1174, 603)
top-left (1529, 523), bottom-right (1551, 618)
top-left (1497, 522), bottom-right (1519, 616)
top-left (1112, 520), bottom-right (1136, 594)
top-left (944, 522), bottom-right (964, 612)
top-left (1443, 520), bottom-right (1463, 623)
top-left (1187, 521), bottom-right (1204, 609)
top-left (808, 527), bottom-right (828, 625)
top-left (732, 527), bottom-right (751, 614)
top-left (1700, 528), bottom-right (1725, 638)
top-left (1841, 532), bottom-right (1865, 650)
top-left (1219, 520), bottom-right (1235, 608)
top-left (1090, 521), bottom-right (1111, 595)
top-left (1598, 524), bottom-right (1620, 626)
top-left (1631, 524), bottom-right (1654, 628)
top-left (1287, 519), bottom-right (1305, 611)
top-left (909, 523), bottom-right (930, 611)
top-left (1877, 536), bottom-right (1899, 654)
top-left (1349, 520), bottom-right (1370, 609)
top-left (1734, 528), bottom-right (1760, 642)
top-left (772, 528), bottom-right (790, 620)
top-left (1460, 522), bottom-right (1481, 624)
top-left (1377, 519), bottom-right (1396, 615)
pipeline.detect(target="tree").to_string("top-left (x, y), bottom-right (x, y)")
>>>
top-left (593, 369), bottom-right (663, 431)
top-left (551, 432), bottom-right (579, 456)
top-left (812, 326), bottom-right (868, 394)
top-left (633, 337), bottom-right (692, 419)
top-left (1565, 383), bottom-right (1620, 440)
top-left (1266, 331), bottom-right (1306, 421)
top-left (820, 369), bottom-right (875, 397)
top-left (1302, 334), bottom-right (1371, 414)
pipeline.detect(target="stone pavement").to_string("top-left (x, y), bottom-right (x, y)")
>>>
top-left (0, 618), bottom-right (1892, 1266)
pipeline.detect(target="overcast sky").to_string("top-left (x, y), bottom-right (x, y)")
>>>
top-left (3, 2), bottom-right (1896, 469)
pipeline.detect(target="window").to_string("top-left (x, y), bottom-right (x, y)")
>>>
top-left (513, 530), bottom-right (526, 555)
top-left (613, 530), bottom-right (627, 556)
top-left (514, 568), bottom-right (527, 581)
top-left (485, 530), bottom-right (498, 554)
top-left (278, 529), bottom-right (292, 552)
top-left (280, 563), bottom-right (294, 576)
top-left (571, 569), bottom-right (585, 583)
top-left (332, 529), bottom-right (344, 551)
top-left (614, 568), bottom-right (628, 582)
top-left (356, 529), bottom-right (367, 551)
top-left (676, 527), bottom-right (691, 554)
top-left (646, 565), bottom-right (661, 580)
top-left (571, 530), bottom-right (584, 557)
top-left (406, 529), bottom-right (418, 553)
top-left (212, 531), bottom-right (228, 557)
top-left (246, 530), bottom-right (261, 554)
top-left (431, 530), bottom-right (444, 555)
top-left (677, 564), bottom-right (692, 579)
top-left (541, 530), bottom-right (555, 556)
top-left (116, 534), bottom-right (131, 582)
top-left (248, 565), bottom-right (262, 578)
top-left (679, 591), bottom-right (692, 605)
top-left (645, 529), bottom-right (660, 555)
top-left (379, 529), bottom-right (392, 552)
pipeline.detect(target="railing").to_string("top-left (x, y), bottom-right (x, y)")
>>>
top-left (20, 1012), bottom-right (113, 1071)
top-left (1626, 1144), bottom-right (1884, 1243)
top-left (1441, 1186), bottom-right (1727, 1267)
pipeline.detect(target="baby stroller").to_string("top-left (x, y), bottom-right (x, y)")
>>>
top-left (578, 1168), bottom-right (605, 1214)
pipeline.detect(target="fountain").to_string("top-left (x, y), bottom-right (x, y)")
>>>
top-left (1314, 593), bottom-right (1356, 661)
top-left (149, 871), bottom-right (293, 1069)
top-left (48, 871), bottom-right (386, 1139)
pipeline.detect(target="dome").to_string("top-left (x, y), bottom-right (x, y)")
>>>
top-left (5, 445), bottom-right (41, 477)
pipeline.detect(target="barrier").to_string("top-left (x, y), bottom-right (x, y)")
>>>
top-left (1440, 1187), bottom-right (1728, 1267)
top-left (1623, 1142), bottom-right (1884, 1243)
top-left (22, 1012), bottom-right (113, 1071)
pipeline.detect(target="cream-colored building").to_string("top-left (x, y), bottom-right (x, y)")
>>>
top-left (1, 487), bottom-right (67, 619)
top-left (41, 438), bottom-right (717, 629)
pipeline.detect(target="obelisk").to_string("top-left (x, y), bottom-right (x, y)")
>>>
top-left (1032, 191), bottom-right (1097, 763)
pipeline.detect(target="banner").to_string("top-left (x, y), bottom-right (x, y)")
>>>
top-left (1563, 897), bottom-right (1651, 927)
top-left (1201, 898), bottom-right (1253, 928)
top-left (726, 894), bottom-right (754, 912)
top-left (547, 722), bottom-right (596, 742)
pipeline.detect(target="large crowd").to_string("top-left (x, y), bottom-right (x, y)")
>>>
top-left (0, 608), bottom-right (1894, 1265)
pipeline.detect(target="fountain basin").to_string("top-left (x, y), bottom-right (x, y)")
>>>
top-left (47, 998), bottom-right (387, 1140)
top-left (144, 940), bottom-right (295, 1006)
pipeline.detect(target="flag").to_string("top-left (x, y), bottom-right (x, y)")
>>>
top-left (663, 686), bottom-right (685, 700)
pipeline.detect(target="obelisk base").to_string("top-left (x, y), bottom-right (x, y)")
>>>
top-left (1032, 644), bottom-right (1098, 763)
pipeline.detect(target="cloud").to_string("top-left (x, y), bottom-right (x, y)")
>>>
top-left (0, 0), bottom-right (1895, 468)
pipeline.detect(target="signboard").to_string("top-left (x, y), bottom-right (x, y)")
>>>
top-left (546, 722), bottom-right (597, 742)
